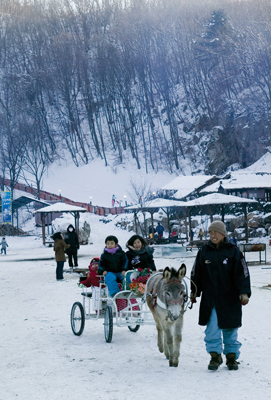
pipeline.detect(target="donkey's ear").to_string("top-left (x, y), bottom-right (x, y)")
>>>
top-left (163, 267), bottom-right (172, 280)
top-left (178, 264), bottom-right (186, 279)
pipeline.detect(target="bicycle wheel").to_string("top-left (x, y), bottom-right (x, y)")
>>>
top-left (128, 324), bottom-right (140, 333)
top-left (104, 305), bottom-right (113, 343)
top-left (71, 302), bottom-right (85, 336)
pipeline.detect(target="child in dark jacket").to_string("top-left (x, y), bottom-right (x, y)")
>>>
top-left (126, 234), bottom-right (156, 272)
top-left (98, 235), bottom-right (128, 296)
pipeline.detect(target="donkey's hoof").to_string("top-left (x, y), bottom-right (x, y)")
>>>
top-left (169, 361), bottom-right (178, 367)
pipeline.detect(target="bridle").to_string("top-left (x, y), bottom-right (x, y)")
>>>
top-left (145, 272), bottom-right (191, 319)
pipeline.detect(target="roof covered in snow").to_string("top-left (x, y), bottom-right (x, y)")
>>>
top-left (126, 198), bottom-right (187, 210)
top-left (12, 195), bottom-right (50, 211)
top-left (184, 193), bottom-right (257, 207)
top-left (162, 175), bottom-right (218, 199)
top-left (34, 202), bottom-right (87, 214)
top-left (201, 172), bottom-right (271, 193)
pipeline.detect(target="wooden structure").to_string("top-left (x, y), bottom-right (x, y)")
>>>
top-left (126, 193), bottom-right (258, 244)
top-left (34, 202), bottom-right (87, 245)
top-left (126, 198), bottom-right (187, 240)
top-left (184, 193), bottom-right (258, 243)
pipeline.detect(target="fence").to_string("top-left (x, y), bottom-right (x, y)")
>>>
top-left (0, 176), bottom-right (125, 216)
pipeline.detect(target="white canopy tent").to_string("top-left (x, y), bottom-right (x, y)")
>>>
top-left (184, 193), bottom-right (258, 242)
top-left (34, 202), bottom-right (87, 245)
top-left (126, 193), bottom-right (258, 243)
top-left (126, 198), bottom-right (187, 210)
top-left (184, 193), bottom-right (258, 207)
top-left (125, 198), bottom-right (187, 239)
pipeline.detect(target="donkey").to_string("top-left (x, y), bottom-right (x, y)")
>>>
top-left (146, 264), bottom-right (187, 367)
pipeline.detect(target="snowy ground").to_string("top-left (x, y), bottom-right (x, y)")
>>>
top-left (1, 214), bottom-right (271, 400)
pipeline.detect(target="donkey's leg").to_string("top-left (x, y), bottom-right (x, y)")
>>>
top-left (161, 323), bottom-right (174, 366)
top-left (171, 317), bottom-right (184, 367)
top-left (153, 313), bottom-right (164, 353)
top-left (147, 297), bottom-right (164, 354)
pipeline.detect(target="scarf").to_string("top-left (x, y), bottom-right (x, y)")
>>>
top-left (105, 246), bottom-right (119, 254)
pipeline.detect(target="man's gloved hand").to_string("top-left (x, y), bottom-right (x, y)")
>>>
top-left (190, 292), bottom-right (197, 304)
top-left (239, 294), bottom-right (249, 305)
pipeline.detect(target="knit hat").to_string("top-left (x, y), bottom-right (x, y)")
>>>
top-left (208, 221), bottom-right (227, 236)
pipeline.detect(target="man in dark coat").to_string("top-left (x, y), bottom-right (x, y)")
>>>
top-left (64, 224), bottom-right (80, 267)
top-left (155, 222), bottom-right (164, 238)
top-left (190, 221), bottom-right (251, 371)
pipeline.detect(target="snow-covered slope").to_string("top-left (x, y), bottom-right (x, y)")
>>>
top-left (41, 157), bottom-right (176, 208)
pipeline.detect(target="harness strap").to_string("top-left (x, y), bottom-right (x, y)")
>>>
top-left (156, 296), bottom-right (167, 310)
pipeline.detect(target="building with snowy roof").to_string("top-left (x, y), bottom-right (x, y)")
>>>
top-left (200, 152), bottom-right (271, 202)
top-left (200, 173), bottom-right (271, 201)
top-left (160, 152), bottom-right (271, 202)
top-left (161, 175), bottom-right (219, 201)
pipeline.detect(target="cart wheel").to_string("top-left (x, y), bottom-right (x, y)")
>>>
top-left (71, 302), bottom-right (85, 336)
top-left (104, 305), bottom-right (113, 343)
top-left (128, 325), bottom-right (140, 333)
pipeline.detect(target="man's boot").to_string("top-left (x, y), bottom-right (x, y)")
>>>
top-left (226, 353), bottom-right (239, 370)
top-left (208, 352), bottom-right (223, 370)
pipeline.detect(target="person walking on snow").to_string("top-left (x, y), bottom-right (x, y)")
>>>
top-left (64, 224), bottom-right (80, 268)
top-left (190, 220), bottom-right (251, 371)
top-left (1, 238), bottom-right (9, 255)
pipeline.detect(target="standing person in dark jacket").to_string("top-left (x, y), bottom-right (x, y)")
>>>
top-left (155, 222), bottom-right (164, 238)
top-left (98, 235), bottom-right (128, 297)
top-left (64, 224), bottom-right (79, 267)
top-left (52, 232), bottom-right (70, 281)
top-left (190, 221), bottom-right (251, 371)
top-left (126, 235), bottom-right (156, 272)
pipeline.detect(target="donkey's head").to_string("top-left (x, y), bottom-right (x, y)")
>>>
top-left (161, 264), bottom-right (187, 321)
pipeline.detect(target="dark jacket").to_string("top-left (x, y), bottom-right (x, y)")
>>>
top-left (64, 225), bottom-right (79, 254)
top-left (98, 246), bottom-right (128, 274)
top-left (53, 238), bottom-right (70, 262)
top-left (156, 224), bottom-right (164, 235)
top-left (126, 246), bottom-right (156, 271)
top-left (191, 239), bottom-right (251, 329)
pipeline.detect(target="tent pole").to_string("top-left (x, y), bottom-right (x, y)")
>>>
top-left (134, 211), bottom-right (138, 234)
top-left (221, 204), bottom-right (225, 222)
top-left (188, 210), bottom-right (192, 244)
top-left (151, 212), bottom-right (155, 244)
top-left (42, 213), bottom-right (46, 246)
top-left (243, 204), bottom-right (248, 243)
top-left (167, 208), bottom-right (170, 235)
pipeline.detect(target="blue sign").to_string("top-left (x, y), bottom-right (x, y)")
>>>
top-left (2, 191), bottom-right (12, 224)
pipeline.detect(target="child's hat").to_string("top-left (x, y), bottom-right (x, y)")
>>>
top-left (90, 257), bottom-right (100, 263)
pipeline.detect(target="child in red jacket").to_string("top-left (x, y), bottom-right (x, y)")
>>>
top-left (80, 257), bottom-right (100, 287)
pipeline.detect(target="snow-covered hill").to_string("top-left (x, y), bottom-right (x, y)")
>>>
top-left (41, 157), bottom-right (177, 208)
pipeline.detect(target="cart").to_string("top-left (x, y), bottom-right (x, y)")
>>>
top-left (70, 271), bottom-right (155, 342)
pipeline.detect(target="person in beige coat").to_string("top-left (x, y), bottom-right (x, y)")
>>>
top-left (52, 232), bottom-right (70, 280)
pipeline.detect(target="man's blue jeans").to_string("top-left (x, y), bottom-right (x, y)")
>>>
top-left (204, 308), bottom-right (241, 359)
